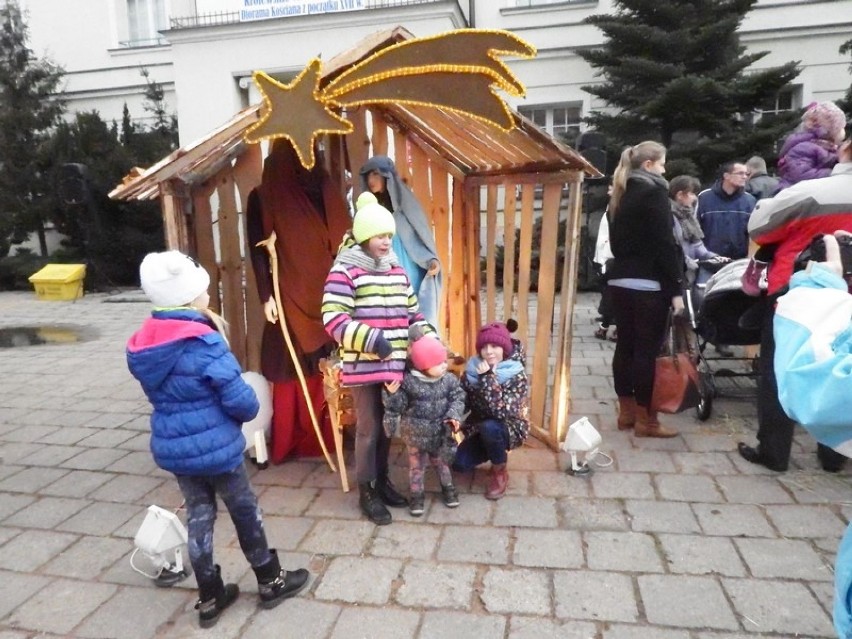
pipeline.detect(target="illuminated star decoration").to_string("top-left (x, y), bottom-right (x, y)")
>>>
top-left (244, 59), bottom-right (353, 169)
top-left (244, 29), bottom-right (537, 169)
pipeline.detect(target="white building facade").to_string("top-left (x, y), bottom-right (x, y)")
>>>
top-left (19, 0), bottom-right (852, 148)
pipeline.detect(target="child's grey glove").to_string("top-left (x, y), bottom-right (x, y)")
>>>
top-left (373, 333), bottom-right (394, 359)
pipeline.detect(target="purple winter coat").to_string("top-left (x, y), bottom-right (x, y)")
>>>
top-left (776, 129), bottom-right (839, 191)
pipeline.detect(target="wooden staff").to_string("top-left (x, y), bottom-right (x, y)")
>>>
top-left (257, 231), bottom-right (336, 472)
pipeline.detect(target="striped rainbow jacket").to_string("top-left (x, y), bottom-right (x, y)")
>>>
top-left (322, 246), bottom-right (429, 386)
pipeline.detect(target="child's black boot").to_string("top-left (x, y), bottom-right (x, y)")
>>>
top-left (253, 549), bottom-right (310, 609)
top-left (195, 565), bottom-right (239, 628)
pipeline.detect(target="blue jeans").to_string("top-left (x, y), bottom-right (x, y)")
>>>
top-left (175, 463), bottom-right (272, 586)
top-left (454, 419), bottom-right (509, 470)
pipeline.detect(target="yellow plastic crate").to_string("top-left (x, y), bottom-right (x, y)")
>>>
top-left (28, 264), bottom-right (86, 301)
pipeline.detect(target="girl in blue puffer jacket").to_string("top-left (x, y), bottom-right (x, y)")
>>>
top-left (126, 251), bottom-right (309, 628)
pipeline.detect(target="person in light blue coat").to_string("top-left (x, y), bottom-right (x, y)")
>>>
top-left (772, 232), bottom-right (852, 637)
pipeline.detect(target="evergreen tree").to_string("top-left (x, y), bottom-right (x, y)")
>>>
top-left (577, 0), bottom-right (801, 180)
top-left (838, 38), bottom-right (852, 117)
top-left (0, 0), bottom-right (64, 257)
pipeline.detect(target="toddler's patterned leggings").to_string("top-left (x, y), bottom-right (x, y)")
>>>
top-left (408, 445), bottom-right (453, 494)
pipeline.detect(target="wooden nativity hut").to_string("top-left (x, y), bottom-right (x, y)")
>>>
top-left (111, 27), bottom-right (601, 450)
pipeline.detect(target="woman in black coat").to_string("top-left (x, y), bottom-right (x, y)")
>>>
top-left (606, 141), bottom-right (685, 437)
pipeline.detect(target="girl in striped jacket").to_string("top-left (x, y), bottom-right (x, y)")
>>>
top-left (322, 191), bottom-right (432, 525)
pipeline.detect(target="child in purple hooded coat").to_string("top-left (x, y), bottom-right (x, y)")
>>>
top-left (742, 101), bottom-right (847, 295)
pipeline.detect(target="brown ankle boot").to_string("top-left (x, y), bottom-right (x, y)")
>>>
top-left (485, 464), bottom-right (509, 500)
top-left (635, 406), bottom-right (678, 438)
top-left (617, 397), bottom-right (636, 430)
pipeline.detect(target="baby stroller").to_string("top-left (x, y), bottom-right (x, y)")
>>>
top-left (686, 258), bottom-right (762, 420)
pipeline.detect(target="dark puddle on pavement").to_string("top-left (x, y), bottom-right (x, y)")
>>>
top-left (0, 325), bottom-right (96, 348)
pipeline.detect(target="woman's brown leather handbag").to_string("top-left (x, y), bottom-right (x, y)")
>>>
top-left (651, 312), bottom-right (701, 414)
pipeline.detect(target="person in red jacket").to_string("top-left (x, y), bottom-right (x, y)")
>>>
top-left (739, 135), bottom-right (852, 472)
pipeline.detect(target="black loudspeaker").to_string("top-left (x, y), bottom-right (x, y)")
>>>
top-left (576, 131), bottom-right (606, 152)
top-left (581, 148), bottom-right (607, 177)
top-left (59, 163), bottom-right (89, 206)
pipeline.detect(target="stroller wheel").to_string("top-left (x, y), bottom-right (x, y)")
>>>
top-left (695, 372), bottom-right (714, 421)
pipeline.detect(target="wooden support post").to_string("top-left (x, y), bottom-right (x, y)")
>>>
top-left (348, 108), bottom-right (370, 201)
top-left (485, 184), bottom-right (498, 323)
top-left (370, 109), bottom-right (389, 156)
top-left (216, 170), bottom-right (248, 368)
top-left (516, 184), bottom-right (535, 341)
top-left (502, 182), bottom-right (517, 320)
top-left (465, 183), bottom-right (482, 351)
top-left (193, 180), bottom-right (219, 311)
top-left (447, 177), bottom-right (467, 355)
top-left (549, 178), bottom-right (583, 444)
top-left (529, 182), bottom-right (562, 442)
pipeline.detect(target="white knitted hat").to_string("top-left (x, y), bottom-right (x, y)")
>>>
top-left (352, 192), bottom-right (395, 243)
top-left (139, 251), bottom-right (210, 307)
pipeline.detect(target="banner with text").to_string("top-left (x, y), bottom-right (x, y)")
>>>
top-left (239, 0), bottom-right (366, 22)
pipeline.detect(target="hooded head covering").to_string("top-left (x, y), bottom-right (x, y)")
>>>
top-left (409, 336), bottom-right (447, 371)
top-left (140, 250), bottom-right (210, 307)
top-left (352, 192), bottom-right (395, 243)
top-left (803, 101), bottom-right (847, 144)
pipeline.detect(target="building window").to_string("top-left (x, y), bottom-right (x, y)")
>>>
top-left (519, 103), bottom-right (582, 146)
top-left (511, 0), bottom-right (593, 6)
top-left (126, 0), bottom-right (167, 47)
top-left (757, 86), bottom-right (800, 117)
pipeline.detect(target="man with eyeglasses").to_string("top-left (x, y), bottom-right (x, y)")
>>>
top-left (696, 161), bottom-right (757, 261)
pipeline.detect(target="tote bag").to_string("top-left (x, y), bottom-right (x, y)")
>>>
top-left (651, 312), bottom-right (702, 414)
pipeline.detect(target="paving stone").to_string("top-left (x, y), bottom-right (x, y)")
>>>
top-left (614, 449), bottom-right (677, 473)
top-left (299, 519), bottom-right (375, 556)
top-left (395, 561), bottom-right (475, 609)
top-left (508, 616), bottom-right (598, 639)
top-left (531, 471), bottom-right (591, 498)
top-left (553, 570), bottom-right (638, 622)
top-left (2, 496), bottom-right (89, 529)
top-left (6, 578), bottom-right (117, 635)
top-left (513, 528), bottom-right (583, 569)
top-left (303, 488), bottom-right (362, 519)
top-left (692, 503), bottom-right (775, 537)
top-left (492, 495), bottom-right (558, 528)
top-left (0, 526), bottom-right (19, 547)
top-left (603, 626), bottom-right (690, 639)
top-left (329, 606), bottom-right (420, 639)
top-left (559, 498), bottom-right (630, 531)
top-left (251, 460), bottom-right (319, 486)
top-left (627, 433), bottom-right (688, 452)
top-left (256, 485), bottom-right (317, 517)
top-left (658, 534), bottom-right (745, 576)
top-left (0, 466), bottom-right (69, 493)
top-left (0, 631), bottom-right (31, 639)
top-left (722, 577), bottom-right (834, 636)
top-left (260, 515), bottom-right (314, 551)
top-left (314, 556), bottom-right (401, 604)
top-left (55, 501), bottom-right (141, 535)
top-left (241, 597), bottom-right (340, 639)
top-left (715, 475), bottom-right (793, 504)
top-left (638, 574), bottom-right (738, 629)
top-left (88, 474), bottom-right (165, 503)
top-left (779, 472), bottom-right (852, 504)
top-left (425, 493), bottom-right (493, 525)
top-left (681, 432), bottom-right (738, 453)
top-left (624, 499), bottom-right (700, 534)
top-left (508, 445), bottom-right (560, 471)
top-left (809, 580), bottom-right (834, 616)
top-left (38, 469), bottom-right (113, 498)
top-left (655, 474), bottom-right (724, 502)
top-left (0, 528), bottom-right (78, 574)
top-left (75, 427), bottom-right (137, 448)
top-left (105, 450), bottom-right (164, 476)
top-left (0, 570), bottom-right (49, 620)
top-left (3, 424), bottom-right (60, 443)
top-left (480, 566), bottom-right (550, 615)
top-left (370, 521), bottom-right (441, 560)
top-left (59, 447), bottom-right (129, 471)
top-left (590, 472), bottom-right (655, 499)
top-left (42, 535), bottom-right (131, 580)
top-left (585, 531), bottom-right (664, 573)
top-left (419, 610), bottom-right (506, 639)
top-left (437, 526), bottom-right (510, 565)
top-left (25, 443), bottom-right (90, 467)
top-left (0, 492), bottom-right (35, 520)
top-left (155, 594), bottom-right (256, 639)
top-left (75, 584), bottom-right (187, 639)
top-left (0, 443), bottom-right (41, 465)
top-left (764, 504), bottom-right (846, 538)
top-left (672, 451), bottom-right (738, 475)
top-left (734, 538), bottom-right (833, 581)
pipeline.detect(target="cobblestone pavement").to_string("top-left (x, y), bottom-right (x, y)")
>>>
top-left (0, 289), bottom-right (849, 638)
